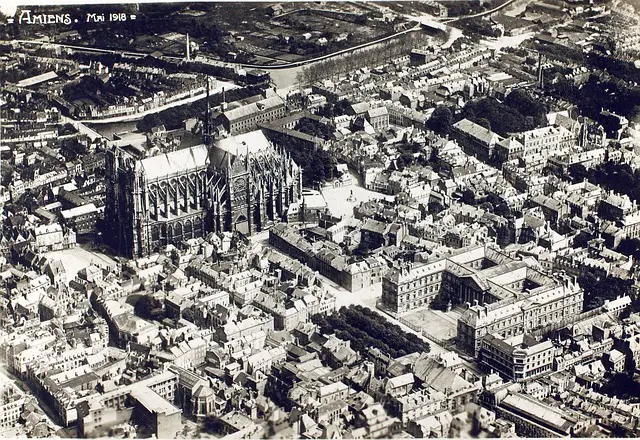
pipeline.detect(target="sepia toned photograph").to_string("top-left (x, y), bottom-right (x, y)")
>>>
top-left (1, 0), bottom-right (640, 437)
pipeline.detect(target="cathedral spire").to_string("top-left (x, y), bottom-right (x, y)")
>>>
top-left (204, 76), bottom-right (212, 146)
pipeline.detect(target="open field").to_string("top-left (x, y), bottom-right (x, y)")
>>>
top-left (22, 3), bottom-right (406, 66)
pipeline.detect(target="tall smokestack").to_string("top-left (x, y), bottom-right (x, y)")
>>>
top-left (221, 87), bottom-right (227, 111)
top-left (537, 53), bottom-right (545, 90)
top-left (186, 33), bottom-right (191, 61)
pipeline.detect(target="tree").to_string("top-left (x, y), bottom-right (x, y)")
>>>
top-left (578, 272), bottom-right (634, 311)
top-left (617, 238), bottom-right (640, 261)
top-left (134, 294), bottom-right (163, 320)
top-left (504, 88), bottom-right (548, 126)
top-left (568, 163), bottom-right (588, 183)
top-left (428, 201), bottom-right (445, 215)
top-left (396, 151), bottom-right (415, 171)
top-left (295, 118), bottom-right (333, 140)
top-left (311, 305), bottom-right (430, 357)
top-left (60, 139), bottom-right (88, 162)
top-left (572, 231), bottom-right (591, 249)
top-left (461, 188), bottom-right (476, 205)
top-left (182, 307), bottom-right (196, 323)
top-left (427, 106), bottom-right (453, 136)
top-left (58, 123), bottom-right (77, 136)
top-left (600, 373), bottom-right (640, 401)
top-left (461, 96), bottom-right (543, 136)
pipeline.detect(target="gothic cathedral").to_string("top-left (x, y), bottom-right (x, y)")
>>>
top-left (104, 85), bottom-right (302, 258)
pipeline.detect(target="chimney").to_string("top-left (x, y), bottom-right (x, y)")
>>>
top-left (186, 33), bottom-right (190, 61)
top-left (221, 88), bottom-right (227, 111)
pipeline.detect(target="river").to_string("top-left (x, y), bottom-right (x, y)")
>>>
top-left (88, 121), bottom-right (140, 139)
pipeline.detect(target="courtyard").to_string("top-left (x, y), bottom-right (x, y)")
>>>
top-left (401, 307), bottom-right (462, 343)
top-left (45, 246), bottom-right (118, 282)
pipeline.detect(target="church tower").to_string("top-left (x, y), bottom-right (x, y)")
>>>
top-left (204, 76), bottom-right (213, 147)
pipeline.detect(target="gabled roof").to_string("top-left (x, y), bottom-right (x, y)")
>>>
top-left (453, 119), bottom-right (502, 146)
top-left (387, 372), bottom-right (414, 389)
top-left (367, 107), bottom-right (389, 118)
top-left (211, 130), bottom-right (274, 166)
top-left (413, 356), bottom-right (474, 395)
top-left (140, 144), bottom-right (208, 180)
top-left (497, 137), bottom-right (524, 151)
top-left (222, 95), bottom-right (284, 122)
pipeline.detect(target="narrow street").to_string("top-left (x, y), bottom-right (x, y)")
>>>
top-left (0, 367), bottom-right (68, 437)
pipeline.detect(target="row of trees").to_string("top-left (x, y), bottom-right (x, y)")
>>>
top-left (296, 31), bottom-right (434, 86)
top-left (311, 305), bottom-right (430, 358)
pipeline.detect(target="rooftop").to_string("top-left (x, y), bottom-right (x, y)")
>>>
top-left (501, 392), bottom-right (576, 434)
top-left (141, 144), bottom-right (208, 180)
top-left (222, 95), bottom-right (284, 122)
top-left (453, 119), bottom-right (502, 146)
top-left (60, 203), bottom-right (98, 219)
top-left (130, 384), bottom-right (180, 415)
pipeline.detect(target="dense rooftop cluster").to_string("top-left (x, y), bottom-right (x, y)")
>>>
top-left (1, 0), bottom-right (640, 438)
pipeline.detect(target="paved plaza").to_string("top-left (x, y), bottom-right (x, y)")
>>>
top-left (402, 307), bottom-right (461, 342)
top-left (45, 246), bottom-right (118, 282)
top-left (320, 170), bottom-right (394, 219)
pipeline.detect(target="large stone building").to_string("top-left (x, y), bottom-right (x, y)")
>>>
top-left (452, 119), bottom-right (503, 163)
top-left (217, 95), bottom-right (286, 135)
top-left (457, 277), bottom-right (582, 356)
top-left (381, 244), bottom-right (584, 355)
top-left (105, 130), bottom-right (302, 258)
top-left (479, 333), bottom-right (554, 382)
top-left (513, 125), bottom-right (574, 157)
top-left (381, 244), bottom-right (557, 315)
